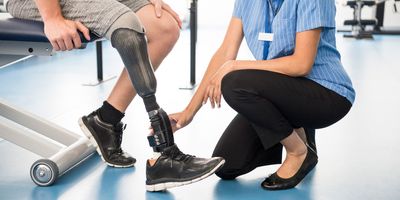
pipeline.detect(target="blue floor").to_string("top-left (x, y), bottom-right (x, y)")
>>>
top-left (2, 5), bottom-right (400, 200)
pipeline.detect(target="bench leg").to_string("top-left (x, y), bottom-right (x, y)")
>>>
top-left (96, 40), bottom-right (103, 81)
top-left (82, 40), bottom-right (116, 86)
top-left (190, 0), bottom-right (197, 86)
top-left (180, 0), bottom-right (198, 90)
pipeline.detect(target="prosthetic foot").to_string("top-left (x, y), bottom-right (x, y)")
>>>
top-left (111, 27), bottom-right (225, 191)
top-left (146, 144), bottom-right (224, 191)
top-left (145, 108), bottom-right (224, 191)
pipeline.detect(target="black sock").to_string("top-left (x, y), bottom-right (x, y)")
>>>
top-left (98, 101), bottom-right (125, 126)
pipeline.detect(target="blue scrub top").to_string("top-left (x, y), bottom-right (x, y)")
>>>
top-left (233, 0), bottom-right (355, 104)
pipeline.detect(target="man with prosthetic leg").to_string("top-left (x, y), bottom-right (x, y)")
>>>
top-left (6, 0), bottom-right (224, 192)
top-left (80, 14), bottom-right (225, 191)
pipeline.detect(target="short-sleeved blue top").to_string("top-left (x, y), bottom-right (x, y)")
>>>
top-left (233, 0), bottom-right (355, 104)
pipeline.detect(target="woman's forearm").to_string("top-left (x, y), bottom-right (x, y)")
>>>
top-left (183, 17), bottom-right (243, 116)
top-left (34, 0), bottom-right (63, 22)
top-left (185, 48), bottom-right (235, 115)
top-left (232, 54), bottom-right (312, 77)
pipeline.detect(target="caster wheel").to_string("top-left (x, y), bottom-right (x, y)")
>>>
top-left (30, 159), bottom-right (59, 186)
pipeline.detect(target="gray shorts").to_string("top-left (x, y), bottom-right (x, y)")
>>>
top-left (6, 0), bottom-right (150, 37)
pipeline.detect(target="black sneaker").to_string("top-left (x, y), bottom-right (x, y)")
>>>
top-left (146, 144), bottom-right (225, 191)
top-left (78, 110), bottom-right (136, 168)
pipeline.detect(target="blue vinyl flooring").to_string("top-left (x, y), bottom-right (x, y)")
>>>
top-left (1, 5), bottom-right (400, 200)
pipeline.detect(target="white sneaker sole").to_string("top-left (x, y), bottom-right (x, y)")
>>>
top-left (78, 118), bottom-right (135, 168)
top-left (146, 159), bottom-right (225, 192)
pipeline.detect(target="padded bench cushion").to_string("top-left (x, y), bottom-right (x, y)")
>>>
top-left (347, 1), bottom-right (376, 7)
top-left (344, 19), bottom-right (377, 26)
top-left (0, 17), bottom-right (100, 43)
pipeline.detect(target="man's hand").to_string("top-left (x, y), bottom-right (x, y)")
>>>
top-left (43, 17), bottom-right (90, 51)
top-left (149, 0), bottom-right (182, 28)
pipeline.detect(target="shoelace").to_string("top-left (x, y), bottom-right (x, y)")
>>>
top-left (168, 146), bottom-right (194, 162)
top-left (111, 124), bottom-right (127, 154)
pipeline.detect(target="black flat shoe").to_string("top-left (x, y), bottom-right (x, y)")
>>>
top-left (261, 146), bottom-right (318, 190)
top-left (304, 128), bottom-right (317, 154)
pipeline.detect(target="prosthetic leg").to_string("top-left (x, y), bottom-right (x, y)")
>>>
top-left (110, 28), bottom-right (174, 151)
top-left (110, 28), bottom-right (224, 191)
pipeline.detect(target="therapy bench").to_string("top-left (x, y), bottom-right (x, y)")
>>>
top-left (0, 13), bottom-right (103, 186)
top-left (0, 14), bottom-right (106, 81)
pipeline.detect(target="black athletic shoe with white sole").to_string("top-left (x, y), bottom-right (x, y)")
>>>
top-left (146, 144), bottom-right (225, 191)
top-left (78, 110), bottom-right (136, 168)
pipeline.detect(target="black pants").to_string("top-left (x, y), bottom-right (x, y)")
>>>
top-left (212, 70), bottom-right (352, 179)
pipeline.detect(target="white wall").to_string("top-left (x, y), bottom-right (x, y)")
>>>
top-left (382, 1), bottom-right (400, 26)
top-left (166, 0), bottom-right (400, 29)
top-left (165, 0), bottom-right (235, 29)
top-left (0, 0), bottom-right (6, 12)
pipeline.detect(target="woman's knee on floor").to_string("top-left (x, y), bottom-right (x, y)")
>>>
top-left (213, 145), bottom-right (248, 180)
top-left (216, 168), bottom-right (242, 180)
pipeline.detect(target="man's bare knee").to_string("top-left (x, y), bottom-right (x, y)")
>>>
top-left (148, 16), bottom-right (180, 45)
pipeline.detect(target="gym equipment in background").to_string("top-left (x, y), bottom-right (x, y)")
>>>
top-left (343, 0), bottom-right (377, 39)
top-left (340, 0), bottom-right (400, 39)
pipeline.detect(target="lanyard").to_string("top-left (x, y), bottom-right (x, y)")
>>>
top-left (263, 0), bottom-right (283, 60)
top-left (268, 0), bottom-right (280, 17)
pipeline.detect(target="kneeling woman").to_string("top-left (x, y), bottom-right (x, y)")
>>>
top-left (170, 0), bottom-right (355, 190)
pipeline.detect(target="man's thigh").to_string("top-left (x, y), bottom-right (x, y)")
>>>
top-left (6, 0), bottom-right (138, 36)
top-left (118, 0), bottom-right (150, 13)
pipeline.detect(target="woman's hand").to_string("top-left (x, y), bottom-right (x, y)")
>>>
top-left (149, 0), bottom-right (182, 28)
top-left (149, 110), bottom-right (194, 134)
top-left (203, 60), bottom-right (235, 108)
top-left (44, 17), bottom-right (90, 51)
top-left (168, 110), bottom-right (195, 132)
